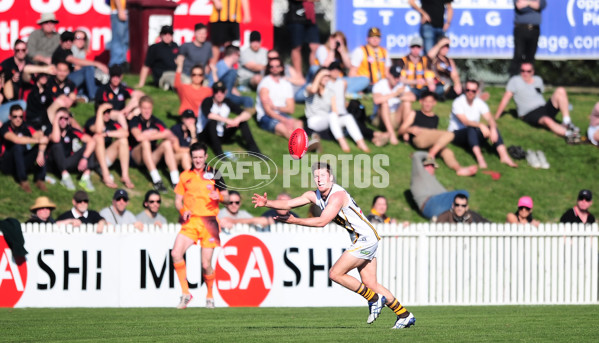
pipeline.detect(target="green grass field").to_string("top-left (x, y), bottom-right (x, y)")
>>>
top-left (1, 74), bottom-right (599, 224)
top-left (2, 306), bottom-right (599, 342)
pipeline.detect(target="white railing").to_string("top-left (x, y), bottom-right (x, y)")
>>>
top-left (16, 222), bottom-right (599, 305)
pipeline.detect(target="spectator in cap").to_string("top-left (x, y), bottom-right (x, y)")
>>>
top-left (108, 0), bottom-right (129, 69)
top-left (178, 23), bottom-right (213, 80)
top-left (349, 27), bottom-right (392, 89)
top-left (285, 0), bottom-right (318, 76)
top-left (56, 190), bottom-right (106, 233)
top-left (409, 0), bottom-right (454, 54)
top-left (506, 196), bottom-right (540, 226)
top-left (174, 55), bottom-right (213, 116)
top-left (136, 190), bottom-right (168, 227)
top-left (238, 30), bottom-right (268, 90)
top-left (84, 103), bottom-right (133, 189)
top-left (170, 109), bottom-right (197, 171)
top-left (52, 31), bottom-right (108, 99)
top-left (211, 45), bottom-right (253, 109)
top-left (95, 64), bottom-right (145, 120)
top-left (410, 151), bottom-right (472, 220)
top-left (99, 189), bottom-right (143, 230)
top-left (197, 81), bottom-right (261, 158)
top-left (372, 64), bottom-right (416, 145)
top-left (427, 36), bottom-right (463, 101)
top-left (560, 190), bottom-right (595, 224)
top-left (136, 25), bottom-right (179, 90)
top-left (399, 36), bottom-right (436, 99)
top-left (27, 13), bottom-right (60, 65)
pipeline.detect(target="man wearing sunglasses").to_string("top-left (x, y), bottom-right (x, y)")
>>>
top-left (0, 39), bottom-right (30, 122)
top-left (99, 189), bottom-right (143, 230)
top-left (57, 190), bottom-right (106, 233)
top-left (218, 190), bottom-right (272, 231)
top-left (495, 62), bottom-right (581, 144)
top-left (436, 193), bottom-right (489, 223)
top-left (560, 190), bottom-right (595, 224)
top-left (136, 190), bottom-right (167, 227)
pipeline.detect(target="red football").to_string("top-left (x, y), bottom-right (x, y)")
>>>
top-left (288, 128), bottom-right (308, 159)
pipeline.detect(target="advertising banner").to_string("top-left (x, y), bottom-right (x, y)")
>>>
top-left (0, 0), bottom-right (273, 61)
top-left (1, 232), bottom-right (364, 308)
top-left (335, 0), bottom-right (599, 59)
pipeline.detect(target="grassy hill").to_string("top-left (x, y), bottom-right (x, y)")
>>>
top-left (2, 74), bottom-right (598, 224)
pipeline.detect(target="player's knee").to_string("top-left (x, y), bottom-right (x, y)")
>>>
top-left (171, 249), bottom-right (182, 262)
top-left (328, 268), bottom-right (341, 283)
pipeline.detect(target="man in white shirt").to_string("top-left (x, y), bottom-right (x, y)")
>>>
top-left (255, 57), bottom-right (303, 138)
top-left (100, 189), bottom-right (142, 230)
top-left (450, 80), bottom-right (517, 169)
top-left (372, 65), bottom-right (415, 145)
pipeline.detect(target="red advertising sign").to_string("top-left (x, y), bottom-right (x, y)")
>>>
top-left (0, 236), bottom-right (28, 308)
top-left (0, 0), bottom-right (272, 62)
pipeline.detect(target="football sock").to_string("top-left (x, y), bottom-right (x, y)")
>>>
top-left (204, 273), bottom-right (215, 299)
top-left (388, 298), bottom-right (409, 318)
top-left (150, 169), bottom-right (161, 183)
top-left (174, 261), bottom-right (189, 294)
top-left (356, 283), bottom-right (377, 302)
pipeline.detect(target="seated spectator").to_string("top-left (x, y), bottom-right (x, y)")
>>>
top-left (52, 31), bottom-right (107, 99)
top-left (100, 189), bottom-right (142, 229)
top-left (560, 189), bottom-right (595, 224)
top-left (367, 195), bottom-right (397, 224)
top-left (372, 65), bottom-right (415, 145)
top-left (95, 65), bottom-right (144, 120)
top-left (0, 104), bottom-right (48, 192)
top-left (136, 190), bottom-right (167, 227)
top-left (238, 31), bottom-right (268, 90)
top-left (587, 102), bottom-right (599, 146)
top-left (47, 106), bottom-right (97, 192)
top-left (506, 196), bottom-right (540, 226)
top-left (256, 57), bottom-right (303, 139)
top-left (56, 190), bottom-right (106, 233)
top-left (427, 37), bottom-right (462, 100)
top-left (436, 193), bottom-right (489, 223)
top-left (0, 39), bottom-right (30, 122)
top-left (449, 80), bottom-right (517, 168)
top-left (170, 109), bottom-right (197, 171)
top-left (47, 61), bottom-right (77, 104)
top-left (129, 95), bottom-right (178, 192)
top-left (399, 36), bottom-right (436, 99)
top-left (410, 151), bottom-right (470, 219)
top-left (136, 25), bottom-right (178, 89)
top-left (21, 64), bottom-right (55, 131)
top-left (198, 81), bottom-right (260, 158)
top-left (348, 27), bottom-right (391, 91)
top-left (213, 45), bottom-right (253, 108)
top-left (85, 103), bottom-right (132, 189)
top-left (261, 192), bottom-right (300, 221)
top-left (399, 92), bottom-right (478, 177)
top-left (328, 62), bottom-right (387, 147)
top-left (26, 13), bottom-right (60, 65)
top-left (179, 23), bottom-right (213, 80)
top-left (495, 62), bottom-right (581, 143)
top-left (72, 29), bottom-right (109, 99)
top-left (305, 67), bottom-right (369, 152)
top-left (26, 196), bottom-right (76, 225)
top-left (174, 55), bottom-right (212, 116)
top-left (218, 191), bottom-right (271, 231)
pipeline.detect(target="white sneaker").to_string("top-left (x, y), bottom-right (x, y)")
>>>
top-left (206, 298), bottom-right (215, 309)
top-left (367, 294), bottom-right (386, 324)
top-left (79, 178), bottom-right (95, 192)
top-left (526, 150), bottom-right (541, 169)
top-left (177, 294), bottom-right (193, 309)
top-left (392, 313), bottom-right (416, 329)
top-left (535, 150), bottom-right (550, 169)
top-left (60, 175), bottom-right (76, 190)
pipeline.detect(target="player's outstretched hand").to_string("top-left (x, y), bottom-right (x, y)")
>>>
top-left (252, 192), bottom-right (268, 208)
top-left (274, 213), bottom-right (293, 223)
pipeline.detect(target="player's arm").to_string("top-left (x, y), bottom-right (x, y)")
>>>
top-left (283, 192), bottom-right (344, 227)
top-left (253, 191), bottom-right (314, 210)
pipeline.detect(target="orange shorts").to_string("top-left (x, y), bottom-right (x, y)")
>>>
top-left (179, 216), bottom-right (221, 248)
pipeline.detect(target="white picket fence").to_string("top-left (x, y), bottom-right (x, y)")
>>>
top-left (18, 222), bottom-right (599, 305)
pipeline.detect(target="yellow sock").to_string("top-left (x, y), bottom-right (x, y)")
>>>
top-left (355, 283), bottom-right (376, 302)
top-left (204, 273), bottom-right (215, 299)
top-left (174, 261), bottom-right (189, 294)
top-left (388, 298), bottom-right (409, 317)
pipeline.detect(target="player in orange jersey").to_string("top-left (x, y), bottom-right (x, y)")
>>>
top-left (172, 142), bottom-right (229, 309)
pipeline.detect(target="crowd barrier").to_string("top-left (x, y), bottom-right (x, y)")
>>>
top-left (1, 223), bottom-right (597, 308)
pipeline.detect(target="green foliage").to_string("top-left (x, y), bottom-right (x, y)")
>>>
top-left (2, 74), bottom-right (598, 224)
top-left (2, 306), bottom-right (598, 342)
